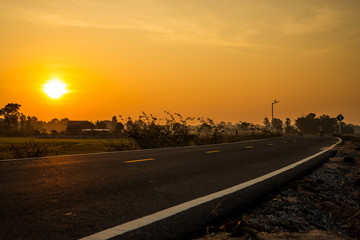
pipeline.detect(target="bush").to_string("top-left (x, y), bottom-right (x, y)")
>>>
top-left (196, 118), bottom-right (224, 144)
top-left (123, 112), bottom-right (196, 149)
top-left (120, 112), bottom-right (281, 150)
top-left (10, 138), bottom-right (49, 158)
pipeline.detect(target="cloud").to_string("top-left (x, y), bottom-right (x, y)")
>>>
top-left (1, 0), bottom-right (359, 55)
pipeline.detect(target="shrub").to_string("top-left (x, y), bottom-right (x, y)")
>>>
top-left (123, 112), bottom-right (196, 149)
top-left (10, 138), bottom-right (49, 158)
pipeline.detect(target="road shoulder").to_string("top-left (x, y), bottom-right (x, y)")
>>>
top-left (194, 138), bottom-right (360, 240)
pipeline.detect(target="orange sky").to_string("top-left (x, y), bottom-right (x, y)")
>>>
top-left (1, 0), bottom-right (359, 125)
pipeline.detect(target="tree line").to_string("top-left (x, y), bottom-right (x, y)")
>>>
top-left (0, 103), bottom-right (355, 144)
top-left (0, 103), bottom-right (69, 136)
top-left (263, 114), bottom-right (354, 135)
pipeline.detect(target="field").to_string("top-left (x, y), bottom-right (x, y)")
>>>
top-left (0, 137), bottom-right (137, 160)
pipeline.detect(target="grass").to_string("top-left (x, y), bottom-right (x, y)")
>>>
top-left (0, 132), bottom-right (281, 160)
top-left (0, 137), bottom-right (137, 160)
top-left (0, 130), bottom-right (285, 160)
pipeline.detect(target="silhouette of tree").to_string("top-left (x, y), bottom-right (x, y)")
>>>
top-left (49, 118), bottom-right (60, 124)
top-left (0, 103), bottom-right (21, 129)
top-left (199, 122), bottom-right (212, 134)
top-left (115, 122), bottom-right (124, 134)
top-left (271, 118), bottom-right (283, 132)
top-left (295, 113), bottom-right (320, 134)
top-left (263, 117), bottom-right (270, 129)
top-left (59, 118), bottom-right (69, 125)
top-left (95, 120), bottom-right (107, 129)
top-left (112, 116), bottom-right (117, 124)
top-left (0, 118), bottom-right (5, 135)
top-left (318, 115), bottom-right (337, 134)
top-left (285, 118), bottom-right (291, 127)
top-left (284, 118), bottom-right (296, 134)
top-left (19, 113), bottom-right (26, 134)
top-left (26, 116), bottom-right (41, 135)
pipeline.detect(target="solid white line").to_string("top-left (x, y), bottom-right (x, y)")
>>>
top-left (79, 137), bottom-right (341, 240)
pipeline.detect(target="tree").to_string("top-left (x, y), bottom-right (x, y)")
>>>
top-left (0, 103), bottom-right (21, 127)
top-left (284, 118), bottom-right (296, 134)
top-left (95, 120), bottom-right (107, 129)
top-left (0, 103), bottom-right (21, 134)
top-left (238, 121), bottom-right (249, 131)
top-left (318, 115), bottom-right (337, 134)
top-left (115, 122), bottom-right (124, 135)
top-left (0, 118), bottom-right (6, 136)
top-left (59, 118), bottom-right (69, 125)
top-left (295, 113), bottom-right (319, 134)
top-left (285, 118), bottom-right (291, 127)
top-left (112, 116), bottom-right (117, 124)
top-left (59, 118), bottom-right (69, 133)
top-left (271, 118), bottom-right (283, 132)
top-left (19, 113), bottom-right (27, 134)
top-left (263, 117), bottom-right (270, 129)
top-left (238, 121), bottom-right (255, 132)
top-left (26, 116), bottom-right (40, 135)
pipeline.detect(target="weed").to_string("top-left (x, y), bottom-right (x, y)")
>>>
top-left (123, 112), bottom-right (196, 149)
top-left (10, 138), bottom-right (49, 158)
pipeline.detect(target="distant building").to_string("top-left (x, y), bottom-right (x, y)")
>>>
top-left (104, 120), bottom-right (116, 132)
top-left (81, 128), bottom-right (110, 136)
top-left (67, 121), bottom-right (94, 134)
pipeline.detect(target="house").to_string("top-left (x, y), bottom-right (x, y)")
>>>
top-left (66, 121), bottom-right (94, 134)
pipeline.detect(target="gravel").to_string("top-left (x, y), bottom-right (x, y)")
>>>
top-left (195, 138), bottom-right (360, 240)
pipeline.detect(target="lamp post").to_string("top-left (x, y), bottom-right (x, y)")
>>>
top-left (272, 99), bottom-right (280, 122)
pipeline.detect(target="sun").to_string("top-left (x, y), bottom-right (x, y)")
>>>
top-left (43, 78), bottom-right (69, 99)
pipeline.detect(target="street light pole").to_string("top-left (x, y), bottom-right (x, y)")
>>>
top-left (271, 99), bottom-right (280, 122)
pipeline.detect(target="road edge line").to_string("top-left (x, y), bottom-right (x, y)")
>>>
top-left (79, 137), bottom-right (341, 240)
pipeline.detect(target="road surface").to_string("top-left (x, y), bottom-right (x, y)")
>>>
top-left (0, 136), bottom-right (339, 240)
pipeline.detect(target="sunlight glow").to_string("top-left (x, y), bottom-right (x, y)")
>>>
top-left (43, 78), bottom-right (69, 99)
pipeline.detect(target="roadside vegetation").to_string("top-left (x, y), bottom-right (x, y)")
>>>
top-left (0, 103), bottom-right (356, 159)
top-left (0, 137), bottom-right (134, 160)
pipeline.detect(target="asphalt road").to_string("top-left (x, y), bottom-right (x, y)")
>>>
top-left (0, 136), bottom-right (339, 240)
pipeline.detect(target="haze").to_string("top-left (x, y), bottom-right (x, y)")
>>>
top-left (1, 0), bottom-right (359, 124)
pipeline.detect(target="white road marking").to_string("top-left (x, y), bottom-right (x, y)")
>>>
top-left (79, 138), bottom-right (341, 240)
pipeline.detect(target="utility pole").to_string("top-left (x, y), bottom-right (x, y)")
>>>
top-left (271, 99), bottom-right (280, 122)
